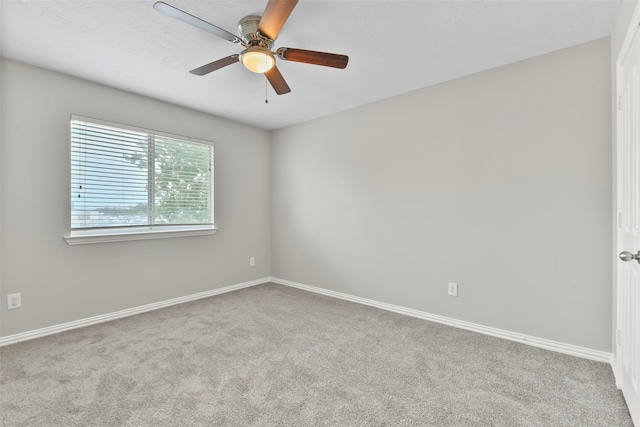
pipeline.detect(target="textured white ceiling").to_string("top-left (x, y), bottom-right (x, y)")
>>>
top-left (0, 0), bottom-right (621, 130)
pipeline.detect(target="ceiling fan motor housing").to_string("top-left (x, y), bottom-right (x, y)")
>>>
top-left (238, 15), bottom-right (273, 49)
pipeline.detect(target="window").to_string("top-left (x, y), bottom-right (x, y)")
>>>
top-left (65, 115), bottom-right (216, 245)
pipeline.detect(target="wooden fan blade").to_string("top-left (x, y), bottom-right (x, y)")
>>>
top-left (277, 48), bottom-right (349, 69)
top-left (190, 55), bottom-right (239, 76)
top-left (153, 2), bottom-right (240, 44)
top-left (258, 0), bottom-right (298, 41)
top-left (265, 66), bottom-right (291, 95)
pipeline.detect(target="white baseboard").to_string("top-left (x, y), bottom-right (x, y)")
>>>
top-left (269, 277), bottom-right (613, 364)
top-left (0, 278), bottom-right (270, 347)
top-left (1, 276), bottom-right (613, 365)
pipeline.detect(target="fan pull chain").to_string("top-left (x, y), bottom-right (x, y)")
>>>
top-left (265, 78), bottom-right (269, 104)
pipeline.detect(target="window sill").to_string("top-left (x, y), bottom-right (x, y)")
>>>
top-left (64, 226), bottom-right (218, 245)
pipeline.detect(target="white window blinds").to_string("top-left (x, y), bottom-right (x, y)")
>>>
top-left (70, 116), bottom-right (213, 231)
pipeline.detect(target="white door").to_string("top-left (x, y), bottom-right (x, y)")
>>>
top-left (617, 19), bottom-right (640, 425)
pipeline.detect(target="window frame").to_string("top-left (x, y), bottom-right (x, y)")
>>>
top-left (64, 115), bottom-right (217, 245)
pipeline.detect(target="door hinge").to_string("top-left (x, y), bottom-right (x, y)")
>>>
top-left (617, 329), bottom-right (622, 346)
top-left (618, 95), bottom-right (623, 111)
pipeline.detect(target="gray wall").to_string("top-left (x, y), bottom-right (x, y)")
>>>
top-left (271, 38), bottom-right (613, 351)
top-left (1, 37), bottom-right (614, 353)
top-left (0, 59), bottom-right (271, 337)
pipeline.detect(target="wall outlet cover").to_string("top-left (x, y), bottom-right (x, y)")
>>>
top-left (448, 283), bottom-right (458, 297)
top-left (7, 293), bottom-right (21, 309)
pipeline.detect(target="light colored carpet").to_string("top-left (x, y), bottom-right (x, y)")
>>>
top-left (0, 282), bottom-right (632, 426)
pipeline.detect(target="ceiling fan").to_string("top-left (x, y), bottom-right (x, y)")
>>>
top-left (153, 0), bottom-right (349, 95)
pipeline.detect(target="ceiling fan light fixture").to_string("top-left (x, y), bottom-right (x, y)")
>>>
top-left (241, 47), bottom-right (275, 73)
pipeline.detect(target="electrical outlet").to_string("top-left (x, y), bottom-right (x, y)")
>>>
top-left (447, 283), bottom-right (458, 297)
top-left (7, 293), bottom-right (21, 309)
top-left (249, 257), bottom-right (256, 267)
